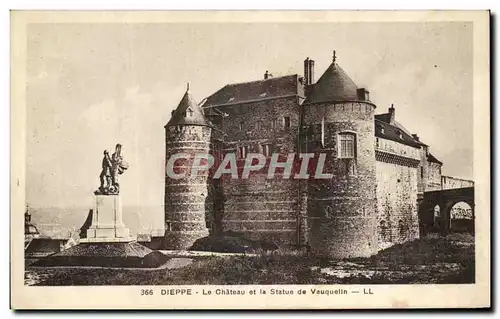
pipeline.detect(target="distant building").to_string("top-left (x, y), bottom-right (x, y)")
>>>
top-left (164, 52), bottom-right (473, 257)
top-left (24, 206), bottom-right (40, 243)
top-left (24, 206), bottom-right (68, 257)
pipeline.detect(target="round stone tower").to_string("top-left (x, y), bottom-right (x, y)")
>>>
top-left (303, 54), bottom-right (377, 258)
top-left (164, 84), bottom-right (212, 250)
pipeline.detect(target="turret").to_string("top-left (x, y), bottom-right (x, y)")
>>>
top-left (302, 52), bottom-right (378, 258)
top-left (164, 84), bottom-right (212, 249)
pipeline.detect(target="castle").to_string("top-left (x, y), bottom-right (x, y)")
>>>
top-left (163, 52), bottom-right (471, 258)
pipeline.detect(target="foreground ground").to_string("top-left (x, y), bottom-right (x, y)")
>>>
top-left (25, 233), bottom-right (474, 285)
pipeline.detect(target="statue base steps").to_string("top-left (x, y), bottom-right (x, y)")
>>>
top-left (33, 242), bottom-right (170, 268)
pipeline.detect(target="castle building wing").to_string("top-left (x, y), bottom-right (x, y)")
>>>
top-left (375, 119), bottom-right (422, 148)
top-left (203, 74), bottom-right (302, 107)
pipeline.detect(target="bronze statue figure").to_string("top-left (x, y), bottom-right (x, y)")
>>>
top-left (96, 143), bottom-right (129, 195)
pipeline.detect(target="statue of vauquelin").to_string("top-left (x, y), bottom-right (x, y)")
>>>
top-left (96, 143), bottom-right (129, 195)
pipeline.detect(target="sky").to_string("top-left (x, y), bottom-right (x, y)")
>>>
top-left (26, 22), bottom-right (473, 208)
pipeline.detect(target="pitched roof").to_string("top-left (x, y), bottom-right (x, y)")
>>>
top-left (375, 119), bottom-right (422, 148)
top-left (427, 152), bottom-right (443, 165)
top-left (203, 74), bottom-right (300, 107)
top-left (167, 88), bottom-right (210, 127)
top-left (375, 113), bottom-right (391, 123)
top-left (304, 62), bottom-right (359, 104)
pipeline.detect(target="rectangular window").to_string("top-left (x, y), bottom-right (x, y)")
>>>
top-left (271, 118), bottom-right (278, 130)
top-left (239, 122), bottom-right (244, 131)
top-left (238, 146), bottom-right (248, 159)
top-left (338, 132), bottom-right (356, 158)
top-left (261, 144), bottom-right (272, 157)
top-left (321, 117), bottom-right (325, 146)
top-left (283, 117), bottom-right (291, 130)
top-left (255, 121), bottom-right (262, 131)
top-left (420, 167), bottom-right (424, 178)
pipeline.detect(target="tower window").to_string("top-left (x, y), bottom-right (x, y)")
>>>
top-left (271, 118), bottom-right (278, 130)
top-left (238, 146), bottom-right (248, 159)
top-left (421, 167), bottom-right (424, 178)
top-left (186, 108), bottom-right (193, 118)
top-left (261, 144), bottom-right (272, 157)
top-left (283, 117), bottom-right (291, 130)
top-left (255, 121), bottom-right (262, 131)
top-left (338, 132), bottom-right (356, 159)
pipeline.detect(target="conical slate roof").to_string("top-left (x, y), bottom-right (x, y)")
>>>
top-left (305, 62), bottom-right (359, 104)
top-left (167, 86), bottom-right (209, 127)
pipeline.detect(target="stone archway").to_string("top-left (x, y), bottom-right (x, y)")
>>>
top-left (440, 198), bottom-right (474, 234)
top-left (418, 187), bottom-right (474, 236)
top-left (447, 201), bottom-right (474, 233)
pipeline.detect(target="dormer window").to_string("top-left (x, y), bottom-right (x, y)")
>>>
top-left (228, 97), bottom-right (235, 102)
top-left (186, 108), bottom-right (193, 118)
top-left (398, 131), bottom-right (403, 139)
top-left (259, 93), bottom-right (267, 98)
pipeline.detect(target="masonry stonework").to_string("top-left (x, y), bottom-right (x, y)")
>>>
top-left (213, 95), bottom-right (301, 244)
top-left (164, 90), bottom-right (211, 250)
top-left (304, 101), bottom-right (377, 258)
top-left (163, 54), bottom-right (468, 257)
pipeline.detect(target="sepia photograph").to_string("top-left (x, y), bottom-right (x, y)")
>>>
top-left (11, 10), bottom-right (490, 309)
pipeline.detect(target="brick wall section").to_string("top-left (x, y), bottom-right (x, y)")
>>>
top-left (416, 146), bottom-right (428, 195)
top-left (304, 101), bottom-right (378, 258)
top-left (375, 160), bottom-right (420, 249)
top-left (164, 125), bottom-right (211, 249)
top-left (427, 162), bottom-right (442, 191)
top-left (212, 96), bottom-right (301, 244)
top-left (441, 176), bottom-right (474, 190)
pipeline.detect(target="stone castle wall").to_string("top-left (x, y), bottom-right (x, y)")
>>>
top-left (374, 138), bottom-right (420, 249)
top-left (213, 96), bottom-right (301, 244)
top-left (304, 101), bottom-right (378, 258)
top-left (427, 162), bottom-right (443, 191)
top-left (164, 97), bottom-right (428, 255)
top-left (441, 175), bottom-right (474, 190)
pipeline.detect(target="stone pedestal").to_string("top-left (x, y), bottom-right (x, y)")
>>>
top-left (80, 194), bottom-right (134, 243)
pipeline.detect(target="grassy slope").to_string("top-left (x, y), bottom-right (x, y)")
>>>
top-left (28, 233), bottom-right (475, 286)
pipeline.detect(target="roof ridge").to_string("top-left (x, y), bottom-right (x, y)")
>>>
top-left (225, 74), bottom-right (298, 87)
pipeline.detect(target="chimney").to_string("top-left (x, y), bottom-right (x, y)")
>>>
top-left (308, 59), bottom-right (315, 84)
top-left (303, 58), bottom-right (310, 85)
top-left (412, 134), bottom-right (420, 142)
top-left (264, 70), bottom-right (269, 80)
top-left (388, 104), bottom-right (395, 124)
top-left (357, 88), bottom-right (370, 101)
